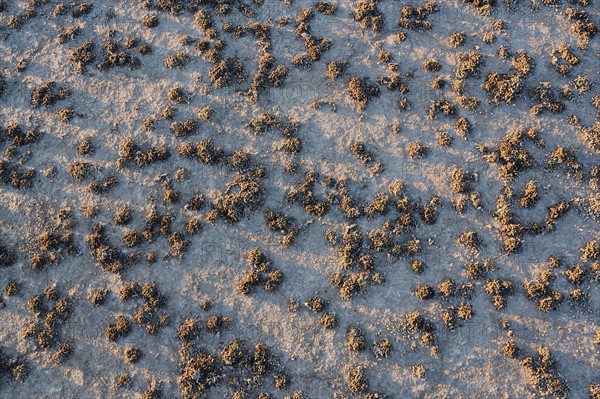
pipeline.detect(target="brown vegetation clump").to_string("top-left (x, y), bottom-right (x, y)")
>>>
top-left (455, 117), bottom-right (471, 138)
top-left (520, 180), bottom-right (540, 208)
top-left (178, 318), bottom-right (200, 341)
top-left (105, 315), bottom-right (132, 341)
top-left (372, 337), bottom-right (392, 359)
top-left (591, 383), bottom-right (600, 399)
top-left (89, 288), bottom-right (109, 307)
top-left (209, 57), bottom-right (246, 88)
top-left (113, 207), bottom-right (132, 225)
top-left (502, 340), bottom-right (519, 358)
top-left (221, 340), bottom-right (246, 366)
top-left (438, 279), bottom-right (455, 298)
top-left (450, 31), bottom-right (466, 47)
top-left (450, 166), bottom-right (469, 193)
top-left (464, 261), bottom-right (486, 280)
top-left (350, 142), bottom-right (383, 173)
top-left (321, 313), bottom-right (337, 329)
top-left (77, 137), bottom-right (93, 156)
top-left (195, 138), bottom-right (223, 165)
top-left (170, 120), bottom-right (199, 137)
top-left (346, 326), bottom-right (366, 353)
top-left (326, 60), bottom-right (347, 81)
top-left (484, 279), bottom-right (513, 310)
top-left (480, 129), bottom-right (534, 181)
top-left (414, 284), bottom-right (435, 300)
top-left (399, 3), bottom-right (437, 30)
top-left (164, 52), bottom-right (190, 69)
top-left (142, 14), bottom-right (159, 28)
top-left (347, 76), bottom-right (380, 111)
top-left (168, 232), bottom-right (189, 257)
top-left (246, 248), bottom-right (271, 272)
top-left (512, 50), bottom-right (534, 77)
top-left (523, 269), bottom-right (564, 312)
top-left (316, 2), bottom-right (336, 14)
top-left (547, 201), bottom-right (571, 221)
top-left (581, 240), bottom-right (599, 261)
top-left (550, 45), bottom-right (580, 75)
top-left (31, 81), bottom-right (70, 108)
top-left (50, 341), bottom-right (73, 365)
top-left (457, 231), bottom-right (480, 251)
top-left (70, 40), bottom-right (95, 73)
top-left (364, 193), bottom-right (389, 218)
top-left (167, 87), bottom-right (189, 104)
top-left (423, 59), bottom-right (441, 72)
top-left (546, 145), bottom-right (583, 183)
top-left (69, 161), bottom-right (89, 181)
top-left (86, 175), bottom-right (118, 195)
top-left (72, 3), bottom-right (93, 18)
top-left (124, 347), bottom-right (142, 363)
top-left (565, 263), bottom-right (585, 285)
top-left (87, 223), bottom-right (125, 273)
top-left (211, 174), bottom-right (263, 222)
top-left (236, 270), bottom-right (261, 295)
top-left (455, 50), bottom-right (483, 79)
top-left (463, 0), bottom-right (494, 15)
top-left (354, 0), bottom-right (383, 31)
top-left (435, 131), bottom-right (452, 147)
top-left (518, 347), bottom-right (568, 398)
top-left (117, 138), bottom-right (171, 169)
top-left (529, 82), bottom-right (565, 115)
top-left (406, 141), bottom-right (428, 158)
top-left (56, 26), bottom-right (81, 44)
top-left (457, 303), bottom-right (473, 320)
top-left (97, 39), bottom-right (139, 71)
top-left (427, 99), bottom-right (456, 119)
top-left (265, 210), bottom-right (299, 247)
top-left (565, 7), bottom-right (597, 49)
top-left (247, 113), bottom-right (281, 134)
top-left (344, 364), bottom-right (368, 393)
top-left (482, 72), bottom-right (522, 105)
top-left (4, 280), bottom-right (19, 296)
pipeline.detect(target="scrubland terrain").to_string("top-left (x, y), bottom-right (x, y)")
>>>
top-left (0, 0), bottom-right (599, 398)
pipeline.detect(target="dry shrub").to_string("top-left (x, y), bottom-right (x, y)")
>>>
top-left (321, 313), bottom-right (337, 329)
top-left (346, 326), bottom-right (366, 353)
top-left (164, 52), bottom-right (190, 69)
top-left (209, 57), bottom-right (246, 88)
top-left (457, 231), bottom-right (480, 251)
top-left (220, 340), bottom-right (245, 365)
top-left (212, 174), bottom-right (263, 222)
top-left (450, 31), bottom-right (466, 47)
top-left (347, 76), bottom-right (380, 111)
top-left (482, 72), bottom-right (522, 105)
top-left (344, 364), bottom-right (368, 393)
top-left (353, 0), bottom-right (383, 32)
top-left (413, 284), bottom-right (435, 300)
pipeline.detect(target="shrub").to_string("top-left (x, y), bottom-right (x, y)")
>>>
top-left (178, 318), bottom-right (199, 341)
top-left (372, 338), bottom-right (392, 358)
top-left (321, 313), bottom-right (337, 329)
top-left (457, 231), bottom-right (480, 251)
top-left (124, 347), bottom-right (142, 363)
top-left (347, 76), bottom-right (380, 111)
top-left (346, 326), bottom-right (366, 353)
top-left (344, 365), bottom-right (368, 393)
top-left (414, 284), bottom-right (435, 300)
top-left (220, 340), bottom-right (245, 365)
top-left (326, 61), bottom-right (347, 81)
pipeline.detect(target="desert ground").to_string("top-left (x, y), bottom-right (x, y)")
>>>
top-left (0, 0), bottom-right (599, 398)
